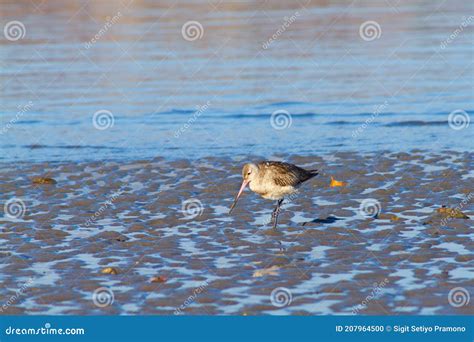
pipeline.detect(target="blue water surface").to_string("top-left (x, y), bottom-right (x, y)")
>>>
top-left (1, 0), bottom-right (473, 162)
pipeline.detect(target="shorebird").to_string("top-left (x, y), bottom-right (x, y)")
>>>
top-left (229, 161), bottom-right (318, 229)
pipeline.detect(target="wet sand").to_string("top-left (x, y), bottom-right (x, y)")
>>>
top-left (0, 151), bottom-right (473, 315)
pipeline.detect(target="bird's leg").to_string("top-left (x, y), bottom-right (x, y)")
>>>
top-left (271, 199), bottom-right (281, 221)
top-left (272, 199), bottom-right (284, 229)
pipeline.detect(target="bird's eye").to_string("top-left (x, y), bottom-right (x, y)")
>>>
top-left (247, 171), bottom-right (251, 175)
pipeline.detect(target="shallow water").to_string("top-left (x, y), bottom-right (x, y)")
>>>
top-left (0, 152), bottom-right (472, 315)
top-left (1, 0), bottom-right (473, 161)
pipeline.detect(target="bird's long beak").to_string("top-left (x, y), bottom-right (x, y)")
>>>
top-left (229, 179), bottom-right (249, 214)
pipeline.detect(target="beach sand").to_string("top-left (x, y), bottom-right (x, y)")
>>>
top-left (0, 150), bottom-right (473, 315)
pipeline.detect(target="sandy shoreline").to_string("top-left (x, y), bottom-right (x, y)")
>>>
top-left (0, 151), bottom-right (473, 315)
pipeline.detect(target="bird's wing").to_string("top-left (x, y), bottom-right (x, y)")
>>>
top-left (258, 161), bottom-right (314, 187)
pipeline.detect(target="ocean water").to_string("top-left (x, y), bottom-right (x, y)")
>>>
top-left (1, 0), bottom-right (473, 162)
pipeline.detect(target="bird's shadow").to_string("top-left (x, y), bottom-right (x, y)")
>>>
top-left (302, 215), bottom-right (342, 226)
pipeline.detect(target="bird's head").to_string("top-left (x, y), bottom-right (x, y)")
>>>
top-left (242, 163), bottom-right (258, 183)
top-left (229, 163), bottom-right (258, 214)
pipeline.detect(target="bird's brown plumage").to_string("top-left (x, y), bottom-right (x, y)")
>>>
top-left (257, 161), bottom-right (318, 187)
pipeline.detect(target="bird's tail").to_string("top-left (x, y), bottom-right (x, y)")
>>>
top-left (305, 169), bottom-right (319, 181)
